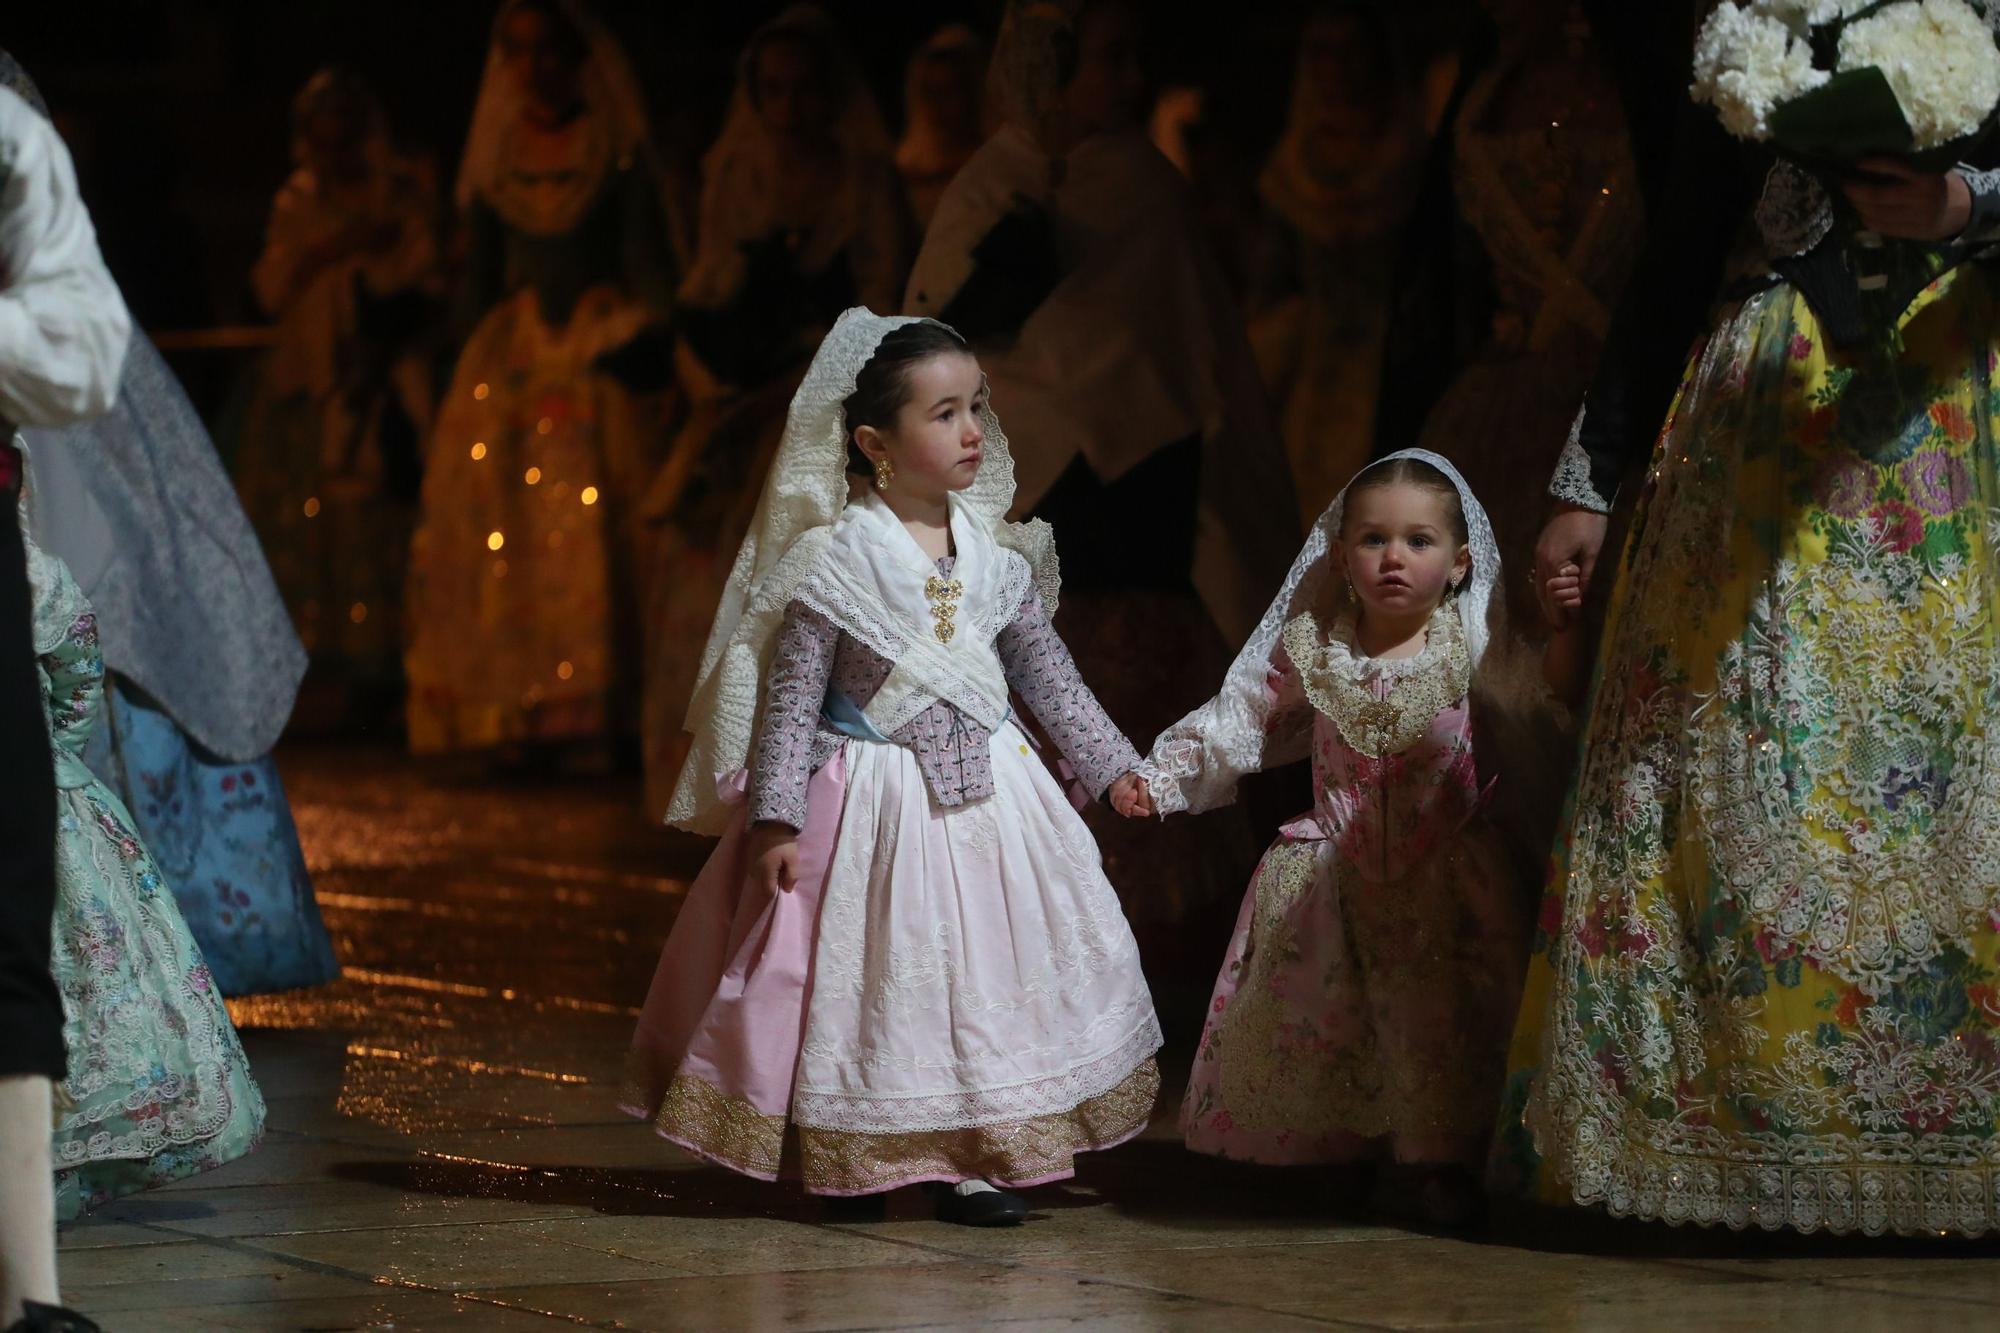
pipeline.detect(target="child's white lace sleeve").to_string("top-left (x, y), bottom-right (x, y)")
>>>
top-left (1139, 649), bottom-right (1314, 817)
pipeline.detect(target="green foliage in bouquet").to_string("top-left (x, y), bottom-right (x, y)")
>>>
top-left (1767, 67), bottom-right (1914, 167)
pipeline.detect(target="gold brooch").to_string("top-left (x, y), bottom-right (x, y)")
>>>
top-left (924, 576), bottom-right (964, 644)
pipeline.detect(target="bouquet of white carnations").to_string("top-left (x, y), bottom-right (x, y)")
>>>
top-left (1692, 0), bottom-right (2000, 167)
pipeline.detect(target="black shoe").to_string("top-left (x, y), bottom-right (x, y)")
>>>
top-left (1413, 1166), bottom-right (1485, 1231)
top-left (8, 1303), bottom-right (103, 1333)
top-left (820, 1192), bottom-right (888, 1223)
top-left (931, 1182), bottom-right (1029, 1227)
top-left (1323, 1161), bottom-right (1377, 1204)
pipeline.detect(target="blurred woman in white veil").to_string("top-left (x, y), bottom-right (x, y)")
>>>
top-left (896, 24), bottom-right (988, 232)
top-left (405, 0), bottom-right (681, 764)
top-left (1248, 3), bottom-right (1428, 522)
top-left (236, 68), bottom-right (441, 703)
top-left (639, 4), bottom-right (909, 818)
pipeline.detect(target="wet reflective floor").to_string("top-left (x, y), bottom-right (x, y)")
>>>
top-left (59, 744), bottom-right (2000, 1331)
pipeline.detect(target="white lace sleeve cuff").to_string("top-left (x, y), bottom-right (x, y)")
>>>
top-left (1959, 165), bottom-right (2000, 246)
top-left (1548, 406), bottom-right (1612, 514)
top-left (1134, 754), bottom-right (1190, 819)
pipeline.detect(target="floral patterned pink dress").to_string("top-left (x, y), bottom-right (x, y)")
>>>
top-left (1181, 607), bottom-right (1529, 1166)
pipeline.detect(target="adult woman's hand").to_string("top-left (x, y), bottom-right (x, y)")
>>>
top-left (1840, 160), bottom-right (1973, 242)
top-left (1534, 505), bottom-right (1609, 630)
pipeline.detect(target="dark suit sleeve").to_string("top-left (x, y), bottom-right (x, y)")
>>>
top-left (1558, 2), bottom-right (1758, 511)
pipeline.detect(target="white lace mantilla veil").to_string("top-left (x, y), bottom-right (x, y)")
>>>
top-left (455, 0), bottom-right (676, 242)
top-left (665, 307), bottom-right (1059, 835)
top-left (1141, 448), bottom-right (1517, 817)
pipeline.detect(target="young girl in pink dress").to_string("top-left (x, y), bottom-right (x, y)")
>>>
top-left (1127, 450), bottom-right (1570, 1226)
top-left (622, 308), bottom-right (1159, 1227)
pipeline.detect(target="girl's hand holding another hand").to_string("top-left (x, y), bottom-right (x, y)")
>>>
top-left (1109, 773), bottom-right (1153, 819)
top-left (1546, 562), bottom-right (1585, 615)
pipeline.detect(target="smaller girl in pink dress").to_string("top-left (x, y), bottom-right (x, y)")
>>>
top-left (1125, 450), bottom-right (1569, 1227)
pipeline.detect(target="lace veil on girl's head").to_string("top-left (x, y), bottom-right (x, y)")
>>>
top-left (665, 306), bottom-right (1057, 835)
top-left (1148, 448), bottom-right (1506, 816)
top-left (0, 47), bottom-right (49, 116)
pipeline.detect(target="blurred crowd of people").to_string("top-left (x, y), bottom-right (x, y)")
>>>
top-left (182, 0), bottom-right (1650, 987)
top-left (220, 0), bottom-right (1638, 756)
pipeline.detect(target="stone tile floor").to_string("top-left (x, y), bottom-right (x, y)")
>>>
top-left (58, 744), bottom-right (2000, 1331)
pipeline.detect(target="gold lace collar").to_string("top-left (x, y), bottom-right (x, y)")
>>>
top-left (1282, 608), bottom-right (1470, 757)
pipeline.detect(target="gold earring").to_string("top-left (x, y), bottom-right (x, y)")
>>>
top-left (873, 456), bottom-right (895, 491)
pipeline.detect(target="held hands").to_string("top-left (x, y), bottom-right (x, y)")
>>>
top-left (1109, 772), bottom-right (1154, 819)
top-left (1840, 161), bottom-right (1973, 243)
top-left (748, 821), bottom-right (801, 893)
top-left (1533, 505), bottom-right (1609, 630)
top-left (1537, 562), bottom-right (1590, 703)
top-left (1545, 561), bottom-right (1585, 616)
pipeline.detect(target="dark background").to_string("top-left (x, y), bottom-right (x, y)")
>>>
top-left (5, 1), bottom-right (1473, 334)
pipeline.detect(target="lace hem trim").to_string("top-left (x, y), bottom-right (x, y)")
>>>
top-left (628, 1058), bottom-right (1162, 1195)
top-left (799, 1059), bottom-right (1159, 1194)
top-left (790, 1015), bottom-right (1164, 1133)
top-left (626, 1062), bottom-right (788, 1180)
top-left (1525, 1099), bottom-right (2000, 1237)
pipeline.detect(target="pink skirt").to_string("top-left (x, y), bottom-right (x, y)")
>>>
top-left (1181, 816), bottom-right (1524, 1168)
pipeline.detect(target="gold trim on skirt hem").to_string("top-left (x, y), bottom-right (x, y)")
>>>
top-left (798, 1060), bottom-right (1161, 1194)
top-left (633, 1058), bottom-right (1161, 1194)
top-left (635, 1066), bottom-right (788, 1180)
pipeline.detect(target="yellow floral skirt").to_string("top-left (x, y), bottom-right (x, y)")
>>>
top-left (1498, 262), bottom-right (2000, 1236)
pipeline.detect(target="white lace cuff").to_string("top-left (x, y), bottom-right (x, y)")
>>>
top-left (1959, 164), bottom-right (2000, 246)
top-left (1548, 406), bottom-right (1612, 514)
top-left (1135, 753), bottom-right (1191, 818)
